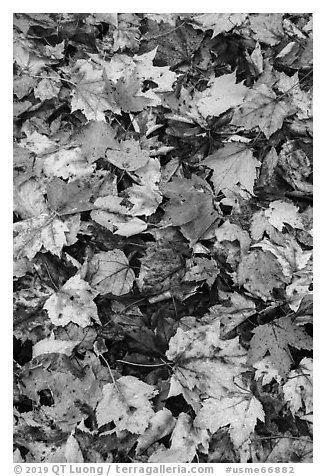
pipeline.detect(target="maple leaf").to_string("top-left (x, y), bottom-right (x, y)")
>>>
top-left (249, 13), bottom-right (284, 46)
top-left (13, 213), bottom-right (68, 260)
top-left (232, 84), bottom-right (293, 139)
top-left (192, 13), bottom-right (247, 38)
top-left (202, 143), bottom-right (260, 195)
top-left (96, 376), bottom-right (158, 433)
top-left (89, 249), bottom-right (135, 296)
top-left (166, 320), bottom-right (248, 407)
top-left (248, 316), bottom-right (312, 377)
top-left (149, 413), bottom-right (209, 463)
top-left (195, 72), bottom-right (249, 118)
top-left (70, 60), bottom-right (112, 121)
top-left (43, 274), bottom-right (100, 327)
top-left (195, 391), bottom-right (265, 449)
top-left (282, 357), bottom-right (313, 416)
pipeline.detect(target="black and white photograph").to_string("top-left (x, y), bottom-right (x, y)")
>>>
top-left (13, 11), bottom-right (313, 465)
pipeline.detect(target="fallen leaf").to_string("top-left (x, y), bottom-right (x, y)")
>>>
top-left (195, 72), bottom-right (249, 118)
top-left (96, 376), bottom-right (158, 433)
top-left (250, 14), bottom-right (284, 45)
top-left (192, 13), bottom-right (247, 38)
top-left (136, 408), bottom-right (176, 455)
top-left (106, 139), bottom-right (150, 171)
top-left (195, 391), bottom-right (265, 449)
top-left (202, 143), bottom-right (260, 195)
top-left (283, 357), bottom-right (313, 416)
top-left (232, 84), bottom-right (293, 138)
top-left (237, 249), bottom-right (287, 301)
top-left (149, 413), bottom-right (209, 463)
top-left (248, 316), bottom-right (312, 376)
top-left (89, 249), bottom-right (135, 296)
top-left (14, 213), bottom-right (68, 259)
top-left (43, 274), bottom-right (100, 327)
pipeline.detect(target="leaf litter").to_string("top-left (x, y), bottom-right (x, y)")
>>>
top-left (13, 12), bottom-right (313, 464)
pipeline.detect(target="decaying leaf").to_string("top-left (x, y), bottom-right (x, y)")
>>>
top-left (89, 249), bottom-right (135, 296)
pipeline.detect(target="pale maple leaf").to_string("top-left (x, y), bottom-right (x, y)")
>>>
top-left (89, 249), bottom-right (135, 296)
top-left (248, 316), bottom-right (312, 376)
top-left (283, 358), bottom-right (313, 415)
top-left (96, 376), bottom-right (158, 433)
top-left (195, 72), bottom-right (249, 118)
top-left (149, 413), bottom-right (209, 463)
top-left (70, 60), bottom-right (112, 121)
top-left (232, 84), bottom-right (293, 138)
top-left (34, 76), bottom-right (61, 101)
top-left (166, 320), bottom-right (248, 405)
top-left (250, 13), bottom-right (284, 46)
top-left (202, 143), bottom-right (260, 195)
top-left (14, 213), bottom-right (68, 260)
top-left (192, 13), bottom-right (247, 38)
top-left (43, 274), bottom-right (100, 327)
top-left (195, 391), bottom-right (265, 449)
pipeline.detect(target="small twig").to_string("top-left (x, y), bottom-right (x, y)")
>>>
top-left (144, 21), bottom-right (186, 41)
top-left (116, 359), bottom-right (169, 368)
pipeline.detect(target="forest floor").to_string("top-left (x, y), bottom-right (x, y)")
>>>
top-left (13, 13), bottom-right (313, 464)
